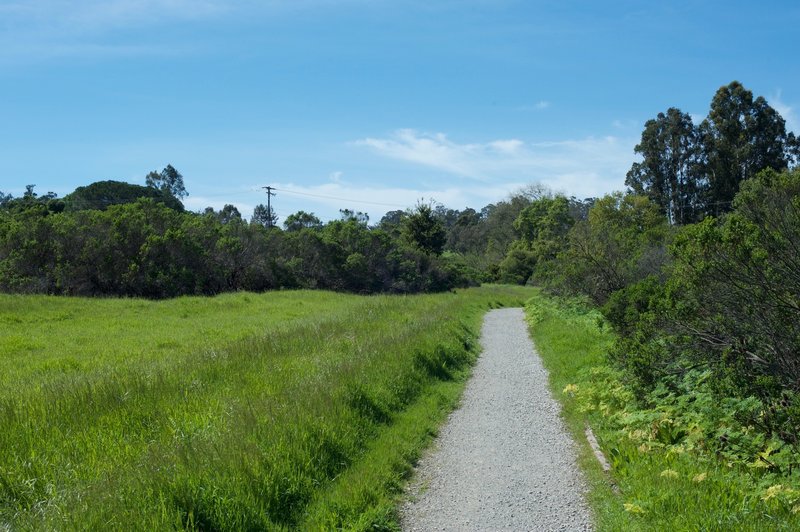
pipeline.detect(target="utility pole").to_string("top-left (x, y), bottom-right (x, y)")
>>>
top-left (262, 186), bottom-right (276, 228)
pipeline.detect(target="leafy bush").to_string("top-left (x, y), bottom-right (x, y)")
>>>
top-left (527, 292), bottom-right (800, 530)
top-left (553, 193), bottom-right (672, 305)
top-left (605, 169), bottom-right (800, 404)
top-left (667, 168), bottom-right (800, 396)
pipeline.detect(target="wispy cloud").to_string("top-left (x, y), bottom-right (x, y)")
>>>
top-left (0, 0), bottom-right (389, 62)
top-left (612, 119), bottom-right (639, 130)
top-left (517, 100), bottom-right (551, 111)
top-left (354, 130), bottom-right (498, 179)
top-left (770, 91), bottom-right (799, 134)
top-left (0, 0), bottom-right (229, 61)
top-left (354, 129), bottom-right (636, 198)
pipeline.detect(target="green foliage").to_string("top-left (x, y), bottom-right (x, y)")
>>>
top-left (526, 292), bottom-right (800, 531)
top-left (212, 203), bottom-right (242, 224)
top-left (0, 185), bottom-right (64, 216)
top-left (605, 169), bottom-right (800, 402)
top-left (626, 107), bottom-right (704, 224)
top-left (625, 81), bottom-right (796, 222)
top-left (499, 195), bottom-right (574, 284)
top-left (63, 180), bottom-right (184, 212)
top-left (339, 208), bottom-right (370, 226)
top-left (514, 196), bottom-right (574, 247)
top-left (554, 192), bottom-right (672, 305)
top-left (0, 195), bottom-right (477, 297)
top-left (497, 246), bottom-right (537, 285)
top-left (403, 202), bottom-right (446, 256)
top-left (250, 203), bottom-right (278, 228)
top-left (283, 210), bottom-right (321, 231)
top-left (666, 168), bottom-right (800, 395)
top-left (0, 286), bottom-right (534, 529)
top-left (700, 81), bottom-right (792, 215)
top-left (145, 164), bottom-right (188, 199)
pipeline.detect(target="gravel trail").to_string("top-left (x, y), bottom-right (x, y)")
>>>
top-left (400, 308), bottom-right (593, 531)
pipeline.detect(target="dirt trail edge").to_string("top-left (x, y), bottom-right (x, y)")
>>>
top-left (400, 307), bottom-right (593, 531)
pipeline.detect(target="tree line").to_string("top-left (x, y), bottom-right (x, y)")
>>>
top-left (1, 164), bottom-right (593, 298)
top-left (0, 184), bottom-right (479, 297)
top-left (626, 81), bottom-right (798, 223)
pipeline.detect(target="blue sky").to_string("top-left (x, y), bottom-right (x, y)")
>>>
top-left (1, 0), bottom-right (799, 222)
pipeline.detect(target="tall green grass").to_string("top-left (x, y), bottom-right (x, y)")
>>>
top-left (526, 290), bottom-right (800, 531)
top-left (0, 286), bottom-right (532, 530)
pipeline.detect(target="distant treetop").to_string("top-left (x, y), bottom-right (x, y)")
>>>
top-left (64, 180), bottom-right (184, 212)
top-left (145, 164), bottom-right (188, 199)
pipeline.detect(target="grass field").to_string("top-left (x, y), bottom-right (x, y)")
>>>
top-left (0, 286), bottom-right (532, 530)
top-left (526, 291), bottom-right (800, 531)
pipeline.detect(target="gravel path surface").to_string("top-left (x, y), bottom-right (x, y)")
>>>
top-left (400, 308), bottom-right (593, 531)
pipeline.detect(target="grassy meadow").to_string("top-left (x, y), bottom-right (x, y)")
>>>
top-left (526, 291), bottom-right (800, 531)
top-left (0, 286), bottom-right (533, 530)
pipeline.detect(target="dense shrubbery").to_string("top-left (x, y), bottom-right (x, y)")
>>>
top-left (596, 168), bottom-right (800, 409)
top-left (0, 195), bottom-right (473, 297)
top-left (609, 169), bottom-right (800, 420)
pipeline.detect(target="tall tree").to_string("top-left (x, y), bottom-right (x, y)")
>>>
top-left (146, 164), bottom-right (188, 199)
top-left (700, 81), bottom-right (791, 214)
top-left (626, 108), bottom-right (703, 224)
top-left (252, 203), bottom-right (279, 228)
top-left (403, 203), bottom-right (446, 255)
top-left (282, 210), bottom-right (321, 231)
top-left (339, 209), bottom-right (369, 226)
top-left (377, 210), bottom-right (406, 235)
top-left (216, 204), bottom-right (242, 225)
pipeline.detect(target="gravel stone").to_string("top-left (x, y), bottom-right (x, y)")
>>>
top-left (400, 308), bottom-right (593, 531)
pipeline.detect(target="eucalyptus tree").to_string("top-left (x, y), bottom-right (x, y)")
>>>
top-left (626, 108), bottom-right (703, 224)
top-left (700, 81), bottom-right (791, 215)
top-left (145, 164), bottom-right (188, 199)
top-left (252, 203), bottom-right (279, 228)
top-left (282, 210), bottom-right (321, 231)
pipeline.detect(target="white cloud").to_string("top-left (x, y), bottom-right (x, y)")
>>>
top-left (354, 129), bottom-right (636, 199)
top-left (517, 100), bottom-right (551, 112)
top-left (770, 91), bottom-right (799, 134)
top-left (354, 129), bottom-right (488, 179)
top-left (0, 0), bottom-right (228, 62)
top-left (489, 139), bottom-right (524, 154)
top-left (612, 119), bottom-right (639, 130)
